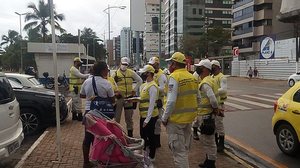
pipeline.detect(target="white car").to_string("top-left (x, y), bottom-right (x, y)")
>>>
top-left (0, 72), bottom-right (24, 158)
top-left (288, 72), bottom-right (300, 87)
top-left (5, 73), bottom-right (44, 89)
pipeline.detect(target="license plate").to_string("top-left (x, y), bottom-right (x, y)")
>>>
top-left (8, 141), bottom-right (20, 154)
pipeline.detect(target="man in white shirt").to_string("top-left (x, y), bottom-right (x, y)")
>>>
top-left (80, 61), bottom-right (115, 168)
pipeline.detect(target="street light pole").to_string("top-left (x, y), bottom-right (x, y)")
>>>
top-left (103, 5), bottom-right (126, 41)
top-left (15, 12), bottom-right (27, 73)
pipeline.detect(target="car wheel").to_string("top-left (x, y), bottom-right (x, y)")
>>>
top-left (289, 79), bottom-right (295, 87)
top-left (60, 110), bottom-right (68, 124)
top-left (276, 124), bottom-right (300, 156)
top-left (20, 109), bottom-right (41, 136)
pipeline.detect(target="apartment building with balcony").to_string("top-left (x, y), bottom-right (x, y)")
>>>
top-left (232, 0), bottom-right (294, 60)
top-left (113, 36), bottom-right (121, 67)
top-left (144, 0), bottom-right (165, 62)
top-left (164, 0), bottom-right (205, 57)
top-left (120, 27), bottom-right (131, 59)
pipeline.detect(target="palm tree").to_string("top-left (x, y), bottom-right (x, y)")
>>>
top-left (24, 0), bottom-right (65, 42)
top-left (1, 30), bottom-right (19, 46)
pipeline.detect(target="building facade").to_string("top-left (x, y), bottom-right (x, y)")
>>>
top-left (144, 0), bottom-right (165, 63)
top-left (120, 27), bottom-right (131, 59)
top-left (113, 36), bottom-right (121, 67)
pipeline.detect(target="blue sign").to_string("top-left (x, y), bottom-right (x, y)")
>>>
top-left (260, 36), bottom-right (275, 59)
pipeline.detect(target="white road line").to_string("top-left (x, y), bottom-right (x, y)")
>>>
top-left (241, 95), bottom-right (276, 103)
top-left (228, 97), bottom-right (273, 108)
top-left (225, 102), bottom-right (251, 110)
top-left (257, 94), bottom-right (279, 99)
top-left (275, 93), bottom-right (283, 96)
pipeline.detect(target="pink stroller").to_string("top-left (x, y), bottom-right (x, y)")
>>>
top-left (84, 109), bottom-right (150, 168)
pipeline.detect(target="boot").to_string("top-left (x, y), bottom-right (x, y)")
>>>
top-left (199, 159), bottom-right (216, 168)
top-left (217, 135), bottom-right (225, 153)
top-left (198, 156), bottom-right (208, 168)
top-left (155, 134), bottom-right (161, 148)
top-left (72, 112), bottom-right (78, 120)
top-left (215, 133), bottom-right (219, 146)
top-left (77, 113), bottom-right (83, 121)
top-left (127, 130), bottom-right (133, 137)
top-left (82, 144), bottom-right (93, 168)
top-left (193, 127), bottom-right (199, 140)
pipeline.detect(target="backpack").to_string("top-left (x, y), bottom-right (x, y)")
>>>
top-left (90, 76), bottom-right (115, 119)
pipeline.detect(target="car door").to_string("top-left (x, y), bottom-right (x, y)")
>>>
top-left (286, 88), bottom-right (300, 135)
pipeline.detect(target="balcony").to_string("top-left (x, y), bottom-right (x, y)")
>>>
top-left (254, 0), bottom-right (272, 5)
top-left (233, 12), bottom-right (254, 23)
top-left (233, 0), bottom-right (254, 9)
top-left (254, 25), bottom-right (272, 36)
top-left (239, 42), bottom-right (260, 53)
top-left (254, 9), bottom-right (272, 20)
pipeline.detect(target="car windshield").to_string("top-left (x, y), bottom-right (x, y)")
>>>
top-left (0, 76), bottom-right (15, 104)
top-left (28, 77), bottom-right (41, 85)
top-left (8, 79), bottom-right (24, 89)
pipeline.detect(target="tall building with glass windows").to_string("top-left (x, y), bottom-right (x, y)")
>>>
top-left (120, 27), bottom-right (131, 59)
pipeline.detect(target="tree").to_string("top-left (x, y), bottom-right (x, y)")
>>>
top-left (207, 27), bottom-right (231, 56)
top-left (24, 0), bottom-right (65, 42)
top-left (1, 30), bottom-right (19, 46)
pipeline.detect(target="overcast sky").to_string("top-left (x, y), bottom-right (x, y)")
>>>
top-left (0, 0), bottom-right (130, 41)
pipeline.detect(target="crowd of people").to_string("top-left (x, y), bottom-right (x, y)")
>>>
top-left (68, 52), bottom-right (228, 168)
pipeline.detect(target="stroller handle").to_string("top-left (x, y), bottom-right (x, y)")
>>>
top-left (125, 136), bottom-right (145, 151)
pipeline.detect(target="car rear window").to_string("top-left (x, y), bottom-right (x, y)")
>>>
top-left (0, 76), bottom-right (15, 104)
top-left (28, 77), bottom-right (41, 85)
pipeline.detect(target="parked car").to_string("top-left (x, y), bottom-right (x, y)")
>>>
top-left (5, 73), bottom-right (44, 89)
top-left (0, 72), bottom-right (24, 158)
top-left (272, 82), bottom-right (300, 156)
top-left (287, 72), bottom-right (300, 87)
top-left (8, 79), bottom-right (70, 136)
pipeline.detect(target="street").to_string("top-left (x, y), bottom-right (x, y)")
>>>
top-left (224, 77), bottom-right (300, 168)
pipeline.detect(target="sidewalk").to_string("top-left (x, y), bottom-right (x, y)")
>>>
top-left (20, 110), bottom-right (246, 168)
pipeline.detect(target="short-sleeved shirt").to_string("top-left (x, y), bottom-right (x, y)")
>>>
top-left (80, 76), bottom-right (115, 111)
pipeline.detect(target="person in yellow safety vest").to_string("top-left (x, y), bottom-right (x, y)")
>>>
top-left (161, 52), bottom-right (199, 168)
top-left (195, 59), bottom-right (220, 168)
top-left (148, 56), bottom-right (167, 148)
top-left (111, 57), bottom-right (143, 137)
top-left (138, 65), bottom-right (159, 162)
top-left (192, 65), bottom-right (202, 140)
top-left (69, 57), bottom-right (89, 121)
top-left (211, 60), bottom-right (227, 153)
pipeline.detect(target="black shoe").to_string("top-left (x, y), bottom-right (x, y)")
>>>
top-left (217, 135), bottom-right (225, 153)
top-left (72, 112), bottom-right (78, 120)
top-left (199, 159), bottom-right (215, 168)
top-left (127, 130), bottom-right (133, 137)
top-left (77, 113), bottom-right (83, 121)
top-left (155, 134), bottom-right (161, 148)
top-left (199, 159), bottom-right (208, 168)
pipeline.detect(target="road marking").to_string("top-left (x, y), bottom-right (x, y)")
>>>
top-left (226, 135), bottom-right (288, 168)
top-left (241, 95), bottom-right (276, 103)
top-left (275, 93), bottom-right (283, 96)
top-left (225, 102), bottom-right (251, 110)
top-left (228, 97), bottom-right (273, 108)
top-left (257, 94), bottom-right (279, 99)
top-left (15, 131), bottom-right (49, 168)
top-left (252, 86), bottom-right (283, 91)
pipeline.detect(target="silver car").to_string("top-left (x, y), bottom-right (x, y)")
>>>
top-left (288, 72), bottom-right (300, 87)
top-left (5, 73), bottom-right (44, 89)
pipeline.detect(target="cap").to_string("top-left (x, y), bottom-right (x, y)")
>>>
top-left (148, 56), bottom-right (160, 65)
top-left (121, 57), bottom-right (130, 65)
top-left (74, 57), bottom-right (83, 63)
top-left (211, 60), bottom-right (221, 67)
top-left (194, 59), bottom-right (212, 70)
top-left (165, 52), bottom-right (186, 64)
top-left (138, 65), bottom-right (155, 74)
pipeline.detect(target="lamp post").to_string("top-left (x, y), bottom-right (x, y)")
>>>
top-left (15, 12), bottom-right (27, 73)
top-left (103, 5), bottom-right (126, 40)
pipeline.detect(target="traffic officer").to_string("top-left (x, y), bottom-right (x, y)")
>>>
top-left (195, 59), bottom-right (219, 168)
top-left (69, 57), bottom-right (89, 121)
top-left (162, 52), bottom-right (198, 168)
top-left (192, 64), bottom-right (202, 140)
top-left (138, 65), bottom-right (159, 161)
top-left (112, 57), bottom-right (143, 137)
top-left (211, 60), bottom-right (227, 152)
top-left (148, 56), bottom-right (167, 148)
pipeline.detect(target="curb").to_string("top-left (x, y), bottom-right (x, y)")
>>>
top-left (14, 131), bottom-right (49, 168)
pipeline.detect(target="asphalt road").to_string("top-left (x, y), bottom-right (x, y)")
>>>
top-left (224, 77), bottom-right (300, 168)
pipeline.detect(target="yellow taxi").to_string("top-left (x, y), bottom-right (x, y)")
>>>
top-left (272, 82), bottom-right (300, 156)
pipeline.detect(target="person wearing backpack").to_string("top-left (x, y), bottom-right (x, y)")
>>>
top-left (80, 61), bottom-right (115, 168)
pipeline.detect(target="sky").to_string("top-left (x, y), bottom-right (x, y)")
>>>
top-left (0, 0), bottom-right (130, 41)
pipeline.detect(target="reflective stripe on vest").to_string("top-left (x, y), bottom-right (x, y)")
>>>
top-left (115, 69), bottom-right (134, 97)
top-left (168, 69), bottom-right (198, 124)
top-left (199, 76), bottom-right (218, 115)
top-left (69, 66), bottom-right (82, 92)
top-left (213, 73), bottom-right (227, 103)
top-left (139, 81), bottom-right (159, 118)
top-left (154, 69), bottom-right (165, 99)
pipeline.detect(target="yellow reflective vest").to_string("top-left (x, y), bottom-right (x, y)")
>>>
top-left (168, 69), bottom-right (198, 124)
top-left (199, 76), bottom-right (218, 115)
top-left (139, 81), bottom-right (159, 118)
top-left (107, 76), bottom-right (118, 92)
top-left (69, 66), bottom-right (83, 92)
top-left (114, 69), bottom-right (134, 97)
top-left (213, 73), bottom-right (227, 104)
top-left (154, 69), bottom-right (165, 99)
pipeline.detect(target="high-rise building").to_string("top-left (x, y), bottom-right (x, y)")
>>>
top-left (120, 27), bottom-right (131, 59)
top-left (144, 0), bottom-right (165, 62)
top-left (164, 0), bottom-right (205, 57)
top-left (232, 0), bottom-right (294, 60)
top-left (113, 36), bottom-right (121, 67)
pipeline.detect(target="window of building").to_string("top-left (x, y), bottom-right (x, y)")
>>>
top-left (223, 0), bottom-right (233, 4)
top-left (205, 0), bottom-right (213, 4)
top-left (222, 10), bottom-right (231, 14)
top-left (193, 8), bottom-right (197, 14)
top-left (199, 9), bottom-right (203, 15)
top-left (222, 20), bottom-right (231, 24)
top-left (205, 10), bottom-right (213, 14)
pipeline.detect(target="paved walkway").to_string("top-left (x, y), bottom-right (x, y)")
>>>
top-left (20, 110), bottom-right (246, 168)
